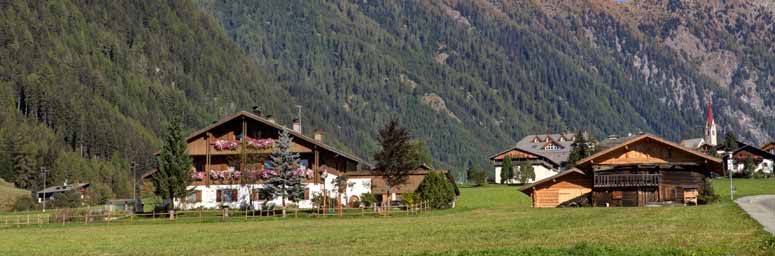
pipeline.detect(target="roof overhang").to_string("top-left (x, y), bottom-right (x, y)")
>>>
top-left (519, 168), bottom-right (586, 194)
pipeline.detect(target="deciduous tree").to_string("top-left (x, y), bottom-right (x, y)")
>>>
top-left (372, 119), bottom-right (414, 211)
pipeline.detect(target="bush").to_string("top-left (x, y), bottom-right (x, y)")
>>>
top-left (13, 195), bottom-right (39, 211)
top-left (49, 190), bottom-right (83, 209)
top-left (752, 170), bottom-right (769, 179)
top-left (360, 193), bottom-right (376, 208)
top-left (416, 171), bottom-right (456, 209)
top-left (699, 178), bottom-right (719, 204)
top-left (401, 192), bottom-right (420, 206)
top-left (467, 168), bottom-right (488, 186)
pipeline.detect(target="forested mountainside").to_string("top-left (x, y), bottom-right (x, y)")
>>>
top-left (0, 0), bottom-right (299, 198)
top-left (2, 0), bottom-right (774, 197)
top-left (199, 0), bottom-right (774, 169)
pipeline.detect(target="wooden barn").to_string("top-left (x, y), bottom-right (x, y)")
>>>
top-left (521, 134), bottom-right (723, 208)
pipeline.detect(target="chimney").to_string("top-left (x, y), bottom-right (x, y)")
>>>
top-left (252, 106), bottom-right (262, 116)
top-left (292, 118), bottom-right (302, 133)
top-left (265, 114), bottom-right (275, 124)
top-left (314, 129), bottom-right (323, 141)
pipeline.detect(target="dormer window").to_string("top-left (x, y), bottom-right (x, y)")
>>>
top-left (533, 137), bottom-right (540, 143)
top-left (559, 137), bottom-right (566, 142)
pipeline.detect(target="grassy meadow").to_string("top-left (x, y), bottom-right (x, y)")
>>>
top-left (0, 180), bottom-right (773, 256)
top-left (0, 179), bottom-right (30, 212)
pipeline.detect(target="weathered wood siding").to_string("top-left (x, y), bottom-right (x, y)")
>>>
top-left (531, 172), bottom-right (592, 208)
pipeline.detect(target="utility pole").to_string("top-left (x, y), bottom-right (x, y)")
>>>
top-left (131, 161), bottom-right (138, 213)
top-left (40, 167), bottom-right (48, 213)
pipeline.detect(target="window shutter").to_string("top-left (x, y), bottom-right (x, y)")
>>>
top-left (250, 190), bottom-right (256, 201)
top-left (232, 190), bottom-right (238, 202)
top-left (196, 191), bottom-right (202, 202)
top-left (216, 190), bottom-right (222, 202)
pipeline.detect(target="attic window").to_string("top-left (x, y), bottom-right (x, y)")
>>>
top-left (533, 137), bottom-right (540, 143)
top-left (559, 137), bottom-right (566, 142)
top-left (544, 136), bottom-right (551, 142)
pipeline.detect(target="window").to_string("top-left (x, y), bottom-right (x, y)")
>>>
top-left (544, 144), bottom-right (561, 151)
top-left (186, 191), bottom-right (200, 203)
top-left (299, 159), bottom-right (309, 169)
top-left (251, 189), bottom-right (271, 201)
top-left (216, 189), bottom-right (238, 203)
top-left (559, 137), bottom-right (566, 142)
top-left (533, 137), bottom-right (540, 143)
top-left (236, 131), bottom-right (243, 141)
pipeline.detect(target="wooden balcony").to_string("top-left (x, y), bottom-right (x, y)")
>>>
top-left (594, 173), bottom-right (661, 188)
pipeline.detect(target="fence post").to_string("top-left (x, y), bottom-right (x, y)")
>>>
top-left (85, 212), bottom-right (88, 224)
top-left (200, 208), bottom-right (203, 222)
top-left (294, 208), bottom-right (298, 218)
top-left (130, 213), bottom-right (134, 224)
top-left (245, 208), bottom-right (248, 221)
top-left (62, 213), bottom-right (66, 226)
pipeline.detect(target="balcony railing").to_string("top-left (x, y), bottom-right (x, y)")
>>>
top-left (594, 173), bottom-right (661, 188)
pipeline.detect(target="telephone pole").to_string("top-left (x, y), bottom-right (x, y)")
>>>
top-left (132, 161), bottom-right (138, 213)
top-left (40, 167), bottom-right (48, 212)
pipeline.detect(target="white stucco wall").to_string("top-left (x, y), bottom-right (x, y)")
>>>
top-left (494, 164), bottom-right (558, 184)
top-left (727, 159), bottom-right (773, 174)
top-left (174, 173), bottom-right (375, 210)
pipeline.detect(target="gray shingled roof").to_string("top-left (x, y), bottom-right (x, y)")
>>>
top-left (37, 183), bottom-right (89, 195)
top-left (679, 138), bottom-right (705, 149)
top-left (511, 133), bottom-right (577, 166)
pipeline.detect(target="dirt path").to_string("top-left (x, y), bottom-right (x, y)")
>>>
top-left (736, 195), bottom-right (775, 236)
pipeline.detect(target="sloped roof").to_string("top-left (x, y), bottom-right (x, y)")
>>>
top-left (679, 138), bottom-right (705, 149)
top-left (348, 169), bottom-right (460, 196)
top-left (37, 183), bottom-right (89, 195)
top-left (575, 134), bottom-right (723, 174)
top-left (519, 168), bottom-right (586, 193)
top-left (732, 145), bottom-right (775, 160)
top-left (490, 133), bottom-right (576, 166)
top-left (186, 111), bottom-right (369, 167)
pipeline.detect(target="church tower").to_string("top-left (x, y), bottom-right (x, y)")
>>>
top-left (704, 98), bottom-right (718, 146)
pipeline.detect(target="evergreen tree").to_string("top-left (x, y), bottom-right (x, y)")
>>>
top-left (416, 171), bottom-right (455, 209)
top-left (567, 131), bottom-right (594, 168)
top-left (11, 132), bottom-right (36, 190)
top-left (261, 129), bottom-right (305, 217)
top-left (372, 119), bottom-right (415, 210)
top-left (500, 155), bottom-right (513, 184)
top-left (518, 161), bottom-right (535, 184)
top-left (724, 132), bottom-right (739, 152)
top-left (742, 155), bottom-right (756, 178)
top-left (151, 117), bottom-right (192, 219)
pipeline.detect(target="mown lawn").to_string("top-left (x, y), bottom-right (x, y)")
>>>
top-left (0, 180), bottom-right (773, 256)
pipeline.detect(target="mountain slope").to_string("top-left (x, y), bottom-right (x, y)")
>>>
top-left (0, 0), bottom-right (299, 195)
top-left (198, 0), bottom-right (775, 175)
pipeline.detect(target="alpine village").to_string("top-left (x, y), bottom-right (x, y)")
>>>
top-left (1, 1), bottom-right (775, 256)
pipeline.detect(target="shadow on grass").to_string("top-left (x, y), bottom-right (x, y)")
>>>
top-left (410, 242), bottom-right (758, 256)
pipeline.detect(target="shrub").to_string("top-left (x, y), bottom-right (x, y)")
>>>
top-left (467, 168), bottom-right (488, 186)
top-left (699, 178), bottom-right (719, 204)
top-left (13, 195), bottom-right (39, 211)
top-left (49, 190), bottom-right (83, 209)
top-left (416, 171), bottom-right (456, 209)
top-left (401, 192), bottom-right (420, 206)
top-left (360, 192), bottom-right (376, 208)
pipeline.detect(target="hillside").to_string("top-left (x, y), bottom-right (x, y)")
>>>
top-left (0, 179), bottom-right (29, 211)
top-left (1, 0), bottom-right (775, 189)
top-left (198, 0), bottom-right (775, 173)
top-left (0, 0), bottom-right (300, 197)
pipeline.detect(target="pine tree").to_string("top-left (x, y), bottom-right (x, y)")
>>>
top-left (372, 119), bottom-right (414, 211)
top-left (724, 132), bottom-right (739, 152)
top-left (743, 155), bottom-right (755, 178)
top-left (152, 117), bottom-right (192, 219)
top-left (11, 132), bottom-right (36, 190)
top-left (518, 161), bottom-right (535, 184)
top-left (261, 129), bottom-right (305, 217)
top-left (500, 155), bottom-right (513, 184)
top-left (567, 131), bottom-right (593, 168)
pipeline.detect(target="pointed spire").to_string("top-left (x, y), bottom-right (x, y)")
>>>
top-left (706, 97), bottom-right (714, 126)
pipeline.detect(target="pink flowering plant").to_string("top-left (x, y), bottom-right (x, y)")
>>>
top-left (247, 138), bottom-right (274, 149)
top-left (213, 139), bottom-right (240, 151)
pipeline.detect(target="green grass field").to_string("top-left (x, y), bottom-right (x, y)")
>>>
top-left (0, 180), bottom-right (773, 256)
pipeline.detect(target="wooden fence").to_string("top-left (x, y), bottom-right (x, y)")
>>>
top-left (0, 201), bottom-right (432, 228)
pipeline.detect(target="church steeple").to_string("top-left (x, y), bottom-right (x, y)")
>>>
top-left (704, 97), bottom-right (717, 146)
